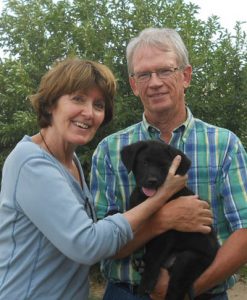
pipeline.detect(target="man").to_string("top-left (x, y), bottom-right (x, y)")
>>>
top-left (90, 28), bottom-right (247, 300)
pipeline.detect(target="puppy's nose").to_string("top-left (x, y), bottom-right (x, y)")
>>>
top-left (147, 177), bottom-right (158, 186)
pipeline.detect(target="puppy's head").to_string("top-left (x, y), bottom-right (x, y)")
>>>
top-left (121, 140), bottom-right (191, 197)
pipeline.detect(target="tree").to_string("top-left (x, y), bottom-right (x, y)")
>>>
top-left (0, 0), bottom-right (246, 180)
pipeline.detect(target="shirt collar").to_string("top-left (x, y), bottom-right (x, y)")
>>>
top-left (141, 107), bottom-right (195, 142)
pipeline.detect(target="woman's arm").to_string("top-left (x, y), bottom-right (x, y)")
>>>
top-left (114, 195), bottom-right (212, 259)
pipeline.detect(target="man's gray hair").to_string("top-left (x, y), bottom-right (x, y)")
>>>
top-left (126, 28), bottom-right (190, 74)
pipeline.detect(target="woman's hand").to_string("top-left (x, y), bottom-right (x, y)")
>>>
top-left (154, 155), bottom-right (188, 200)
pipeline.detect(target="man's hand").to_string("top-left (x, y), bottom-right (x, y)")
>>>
top-left (150, 268), bottom-right (169, 300)
top-left (149, 196), bottom-right (213, 236)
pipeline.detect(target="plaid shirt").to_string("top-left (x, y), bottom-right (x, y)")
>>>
top-left (90, 108), bottom-right (247, 292)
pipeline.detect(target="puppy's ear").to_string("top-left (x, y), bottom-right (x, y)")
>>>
top-left (167, 146), bottom-right (191, 175)
top-left (121, 141), bottom-right (147, 173)
top-left (176, 153), bottom-right (191, 175)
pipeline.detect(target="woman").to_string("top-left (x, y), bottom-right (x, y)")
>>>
top-left (0, 58), bottom-right (187, 299)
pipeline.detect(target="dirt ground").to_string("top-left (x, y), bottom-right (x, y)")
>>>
top-left (228, 280), bottom-right (247, 299)
top-left (89, 264), bottom-right (247, 300)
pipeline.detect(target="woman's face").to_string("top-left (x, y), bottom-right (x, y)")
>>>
top-left (50, 87), bottom-right (105, 146)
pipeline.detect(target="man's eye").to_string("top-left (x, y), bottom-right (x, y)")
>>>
top-left (137, 72), bottom-right (150, 80)
top-left (158, 69), bottom-right (173, 77)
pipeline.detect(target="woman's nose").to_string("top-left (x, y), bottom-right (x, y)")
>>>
top-left (81, 101), bottom-right (93, 118)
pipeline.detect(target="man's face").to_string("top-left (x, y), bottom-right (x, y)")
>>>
top-left (129, 46), bottom-right (192, 121)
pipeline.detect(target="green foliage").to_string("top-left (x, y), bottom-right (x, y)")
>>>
top-left (240, 265), bottom-right (247, 282)
top-left (0, 0), bottom-right (247, 179)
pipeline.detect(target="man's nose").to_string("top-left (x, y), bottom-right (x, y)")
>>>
top-left (148, 72), bottom-right (163, 86)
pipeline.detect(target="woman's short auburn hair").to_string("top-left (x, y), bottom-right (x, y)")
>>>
top-left (29, 57), bottom-right (116, 128)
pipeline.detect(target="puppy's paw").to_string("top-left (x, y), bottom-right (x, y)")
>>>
top-left (132, 257), bottom-right (145, 274)
top-left (137, 283), bottom-right (151, 296)
top-left (139, 274), bottom-right (157, 294)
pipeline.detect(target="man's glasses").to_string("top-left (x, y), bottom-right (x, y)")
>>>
top-left (130, 66), bottom-right (183, 83)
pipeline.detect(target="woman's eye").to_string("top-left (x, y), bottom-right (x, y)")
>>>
top-left (71, 95), bottom-right (105, 111)
top-left (94, 101), bottom-right (105, 111)
top-left (71, 95), bottom-right (85, 103)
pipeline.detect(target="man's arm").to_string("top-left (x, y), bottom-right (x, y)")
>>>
top-left (149, 229), bottom-right (247, 300)
top-left (192, 137), bottom-right (247, 295)
top-left (193, 228), bottom-right (247, 296)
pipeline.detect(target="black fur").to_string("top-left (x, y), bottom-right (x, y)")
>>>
top-left (121, 140), bottom-right (219, 300)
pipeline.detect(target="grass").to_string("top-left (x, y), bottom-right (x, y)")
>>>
top-left (239, 265), bottom-right (247, 282)
top-left (89, 264), bottom-right (105, 300)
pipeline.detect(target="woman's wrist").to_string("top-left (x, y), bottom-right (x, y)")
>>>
top-left (149, 188), bottom-right (171, 206)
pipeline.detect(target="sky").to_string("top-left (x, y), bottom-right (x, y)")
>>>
top-left (0, 0), bottom-right (246, 32)
top-left (185, 0), bottom-right (246, 33)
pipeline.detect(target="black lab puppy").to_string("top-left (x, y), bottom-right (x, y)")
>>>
top-left (121, 140), bottom-right (219, 300)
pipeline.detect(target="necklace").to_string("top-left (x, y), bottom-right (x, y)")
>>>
top-left (39, 130), bottom-right (55, 157)
top-left (40, 131), bottom-right (81, 185)
top-left (39, 130), bottom-right (74, 170)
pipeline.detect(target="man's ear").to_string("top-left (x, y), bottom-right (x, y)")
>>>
top-left (121, 141), bottom-right (147, 173)
top-left (182, 65), bottom-right (192, 89)
top-left (129, 76), bottom-right (139, 97)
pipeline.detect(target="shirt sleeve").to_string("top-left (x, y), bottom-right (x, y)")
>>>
top-left (15, 155), bottom-right (133, 265)
top-left (221, 137), bottom-right (247, 231)
top-left (90, 140), bottom-right (120, 219)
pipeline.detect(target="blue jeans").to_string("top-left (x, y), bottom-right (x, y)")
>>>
top-left (102, 282), bottom-right (151, 300)
top-left (102, 282), bottom-right (228, 300)
top-left (206, 292), bottom-right (228, 300)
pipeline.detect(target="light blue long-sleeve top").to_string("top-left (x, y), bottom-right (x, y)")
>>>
top-left (0, 135), bottom-right (133, 299)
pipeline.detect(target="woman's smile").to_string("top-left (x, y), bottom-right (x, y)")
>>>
top-left (72, 121), bottom-right (91, 129)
